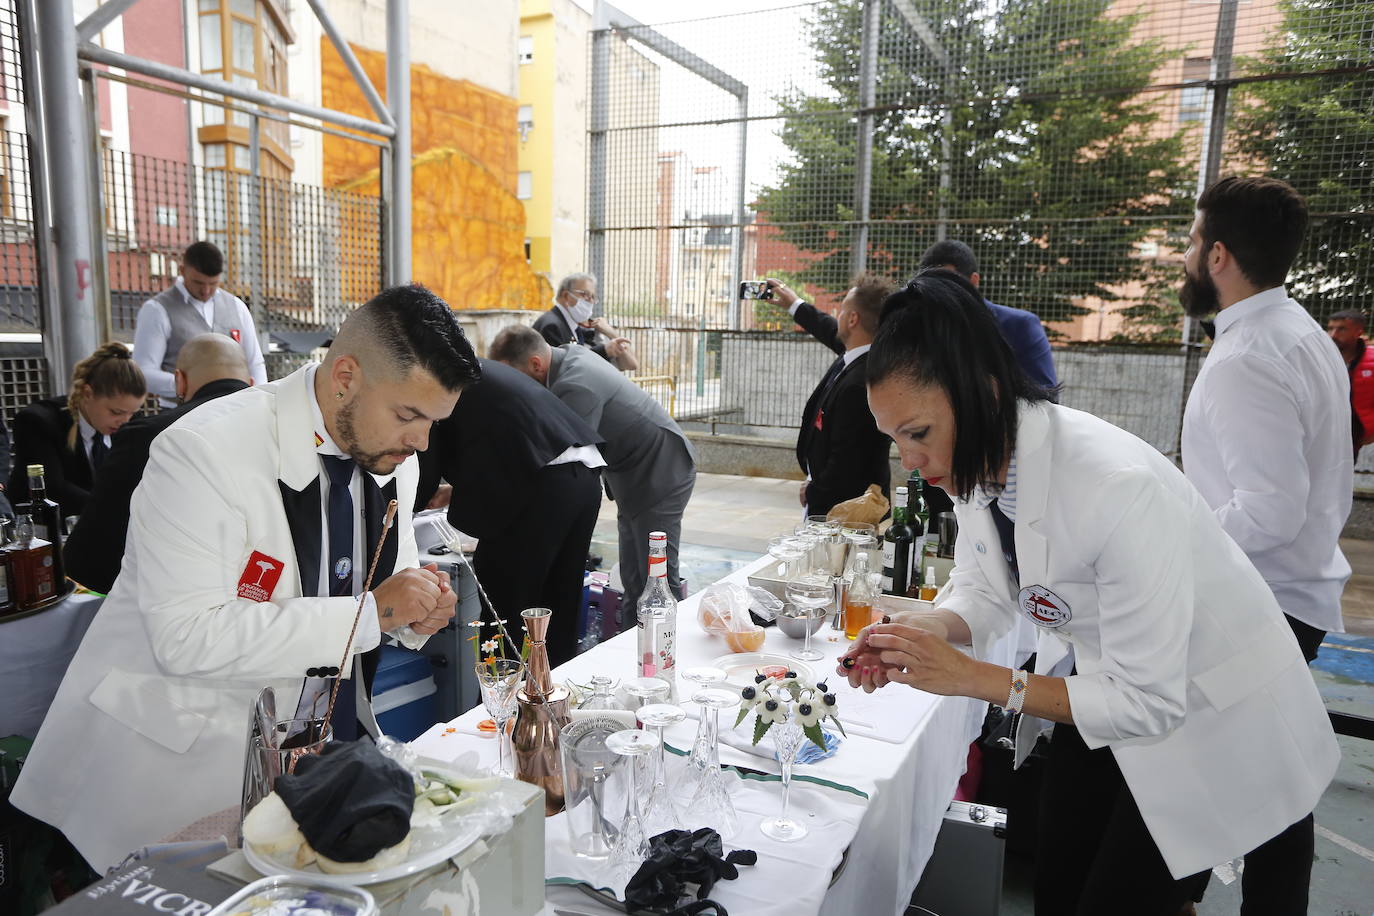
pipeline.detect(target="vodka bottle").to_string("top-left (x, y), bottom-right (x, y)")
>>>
top-left (636, 532), bottom-right (677, 684)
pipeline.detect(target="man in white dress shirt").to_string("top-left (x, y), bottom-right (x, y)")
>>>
top-left (133, 241), bottom-right (268, 406)
top-left (1180, 175), bottom-right (1351, 913)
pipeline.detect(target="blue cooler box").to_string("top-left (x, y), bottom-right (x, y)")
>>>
top-left (372, 645), bottom-right (439, 741)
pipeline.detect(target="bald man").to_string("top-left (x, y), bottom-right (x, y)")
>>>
top-left (64, 333), bottom-right (255, 593)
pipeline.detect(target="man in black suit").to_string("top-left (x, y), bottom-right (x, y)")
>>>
top-left (415, 359), bottom-right (606, 666)
top-left (532, 273), bottom-right (636, 369)
top-left (64, 334), bottom-right (252, 593)
top-left (766, 275), bottom-right (897, 516)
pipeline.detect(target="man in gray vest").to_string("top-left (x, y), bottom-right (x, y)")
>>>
top-left (491, 324), bottom-right (696, 619)
top-left (133, 241), bottom-right (268, 407)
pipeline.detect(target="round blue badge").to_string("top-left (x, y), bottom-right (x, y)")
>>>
top-left (334, 557), bottom-right (352, 580)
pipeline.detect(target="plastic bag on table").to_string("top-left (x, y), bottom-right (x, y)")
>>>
top-left (696, 583), bottom-right (782, 653)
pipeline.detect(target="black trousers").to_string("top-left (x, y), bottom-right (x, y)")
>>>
top-left (473, 462), bottom-right (601, 668)
top-left (1035, 723), bottom-right (1209, 915)
top-left (1038, 723), bottom-right (1315, 915)
top-left (1285, 613), bottom-right (1326, 663)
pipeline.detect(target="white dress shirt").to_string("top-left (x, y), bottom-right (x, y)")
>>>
top-left (132, 276), bottom-right (269, 403)
top-left (1182, 286), bottom-right (1352, 632)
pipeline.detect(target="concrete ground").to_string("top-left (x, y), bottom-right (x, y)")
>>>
top-left (604, 473), bottom-right (1374, 915)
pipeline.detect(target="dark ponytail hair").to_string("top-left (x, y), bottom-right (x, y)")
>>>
top-left (867, 268), bottom-right (1051, 500)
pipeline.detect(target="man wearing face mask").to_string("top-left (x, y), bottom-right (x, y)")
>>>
top-left (133, 241), bottom-right (268, 408)
top-left (532, 272), bottom-right (635, 367)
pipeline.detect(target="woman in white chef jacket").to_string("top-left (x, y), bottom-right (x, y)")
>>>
top-left (840, 270), bottom-right (1339, 914)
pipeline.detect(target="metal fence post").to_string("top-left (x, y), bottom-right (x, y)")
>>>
top-left (588, 3), bottom-right (611, 288)
top-left (850, 0), bottom-right (880, 277)
top-left (81, 67), bottom-right (113, 345)
top-left (386, 0), bottom-right (411, 285)
top-left (249, 114), bottom-right (266, 348)
top-left (1176, 0), bottom-right (1239, 453)
top-left (34, 0), bottom-right (99, 389)
top-left (16, 0), bottom-right (56, 361)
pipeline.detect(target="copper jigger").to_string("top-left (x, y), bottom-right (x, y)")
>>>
top-left (512, 607), bottom-right (571, 815)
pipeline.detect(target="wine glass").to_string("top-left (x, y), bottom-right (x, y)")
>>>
top-left (606, 728), bottom-right (661, 886)
top-left (637, 702), bottom-right (687, 835)
top-left (682, 688), bottom-right (740, 839)
top-left (475, 658), bottom-right (524, 777)
top-left (760, 712), bottom-right (808, 842)
top-left (679, 666), bottom-right (727, 774)
top-left (784, 553), bottom-right (833, 662)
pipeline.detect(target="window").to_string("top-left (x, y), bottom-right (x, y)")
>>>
top-left (1178, 58), bottom-right (1210, 123)
top-left (518, 36), bottom-right (534, 64)
top-left (518, 105), bottom-right (533, 141)
top-left (156, 206), bottom-right (179, 227)
top-left (523, 238), bottom-right (531, 262)
top-left (517, 171), bottom-right (532, 200)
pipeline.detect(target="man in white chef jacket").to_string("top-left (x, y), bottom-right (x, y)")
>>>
top-left (1180, 176), bottom-right (1351, 912)
top-left (11, 285), bottom-right (480, 872)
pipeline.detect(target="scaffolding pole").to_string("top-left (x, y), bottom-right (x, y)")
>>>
top-left (36, 0), bottom-right (99, 388)
top-left (386, 0), bottom-right (411, 285)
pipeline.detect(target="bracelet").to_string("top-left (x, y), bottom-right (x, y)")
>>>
top-left (1004, 669), bottom-right (1029, 714)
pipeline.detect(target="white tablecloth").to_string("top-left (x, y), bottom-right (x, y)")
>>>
top-left (412, 555), bottom-right (1004, 916)
top-left (0, 592), bottom-right (104, 739)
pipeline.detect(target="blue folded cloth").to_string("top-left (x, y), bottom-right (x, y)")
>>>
top-left (791, 729), bottom-right (841, 765)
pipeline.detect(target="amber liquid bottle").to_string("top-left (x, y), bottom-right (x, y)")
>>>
top-left (21, 464), bottom-right (66, 591)
top-left (0, 518), bottom-right (16, 617)
top-left (10, 514), bottom-right (56, 611)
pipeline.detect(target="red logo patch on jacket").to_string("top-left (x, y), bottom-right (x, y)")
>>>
top-left (238, 551), bottom-right (284, 602)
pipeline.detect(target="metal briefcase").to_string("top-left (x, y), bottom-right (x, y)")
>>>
top-left (910, 800), bottom-right (1009, 916)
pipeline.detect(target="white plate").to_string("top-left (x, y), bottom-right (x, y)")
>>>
top-left (244, 769), bottom-right (486, 887)
top-left (709, 652), bottom-right (814, 689)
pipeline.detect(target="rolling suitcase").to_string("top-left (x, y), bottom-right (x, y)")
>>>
top-left (910, 800), bottom-right (1008, 916)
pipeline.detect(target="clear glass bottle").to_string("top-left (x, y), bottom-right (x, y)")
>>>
top-left (844, 550), bottom-right (877, 640)
top-left (577, 674), bottom-right (624, 710)
top-left (636, 531), bottom-right (677, 685)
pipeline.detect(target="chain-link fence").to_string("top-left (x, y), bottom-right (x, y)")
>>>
top-left (591, 0), bottom-right (1374, 467)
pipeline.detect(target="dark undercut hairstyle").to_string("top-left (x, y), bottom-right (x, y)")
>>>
top-left (1196, 176), bottom-right (1307, 290)
top-left (349, 284), bottom-right (480, 392)
top-left (917, 239), bottom-right (978, 280)
top-left (1329, 309), bottom-right (1366, 331)
top-left (868, 269), bottom-right (1051, 500)
top-left (182, 241), bottom-right (224, 277)
top-left (849, 272), bottom-right (898, 336)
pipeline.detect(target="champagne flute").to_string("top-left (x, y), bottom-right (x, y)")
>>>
top-left (475, 658), bottom-right (524, 777)
top-left (760, 712), bottom-right (808, 842)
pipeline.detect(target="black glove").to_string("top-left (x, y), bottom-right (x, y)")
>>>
top-left (623, 828), bottom-right (757, 915)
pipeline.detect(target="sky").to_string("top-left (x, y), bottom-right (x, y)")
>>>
top-left (568, 0), bottom-right (832, 211)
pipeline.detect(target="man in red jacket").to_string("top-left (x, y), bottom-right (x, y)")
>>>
top-left (1327, 309), bottom-right (1374, 458)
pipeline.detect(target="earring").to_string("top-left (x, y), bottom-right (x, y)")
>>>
top-left (335, 391), bottom-right (344, 400)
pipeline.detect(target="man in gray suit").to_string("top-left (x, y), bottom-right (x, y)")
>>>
top-left (491, 325), bottom-right (696, 619)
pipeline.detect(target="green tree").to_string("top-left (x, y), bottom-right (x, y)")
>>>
top-left (1230, 0), bottom-right (1374, 317)
top-left (755, 0), bottom-right (1192, 330)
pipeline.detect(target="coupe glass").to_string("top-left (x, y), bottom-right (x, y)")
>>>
top-left (475, 658), bottom-right (524, 777)
top-left (784, 554), bottom-right (833, 662)
top-left (637, 702), bottom-right (687, 835)
top-left (767, 534), bottom-right (811, 579)
top-left (623, 675), bottom-right (672, 710)
top-left (760, 716), bottom-right (808, 842)
top-left (682, 687), bottom-right (740, 839)
top-left (606, 728), bottom-right (661, 886)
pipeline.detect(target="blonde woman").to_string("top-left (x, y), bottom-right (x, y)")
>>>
top-left (8, 342), bottom-right (146, 514)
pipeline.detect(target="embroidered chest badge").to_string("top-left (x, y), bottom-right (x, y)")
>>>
top-left (1018, 585), bottom-right (1071, 628)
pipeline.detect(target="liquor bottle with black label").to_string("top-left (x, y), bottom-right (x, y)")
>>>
top-left (882, 487), bottom-right (915, 596)
top-left (20, 464), bottom-right (66, 590)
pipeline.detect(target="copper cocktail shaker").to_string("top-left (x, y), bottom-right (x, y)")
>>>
top-left (511, 607), bottom-right (571, 815)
